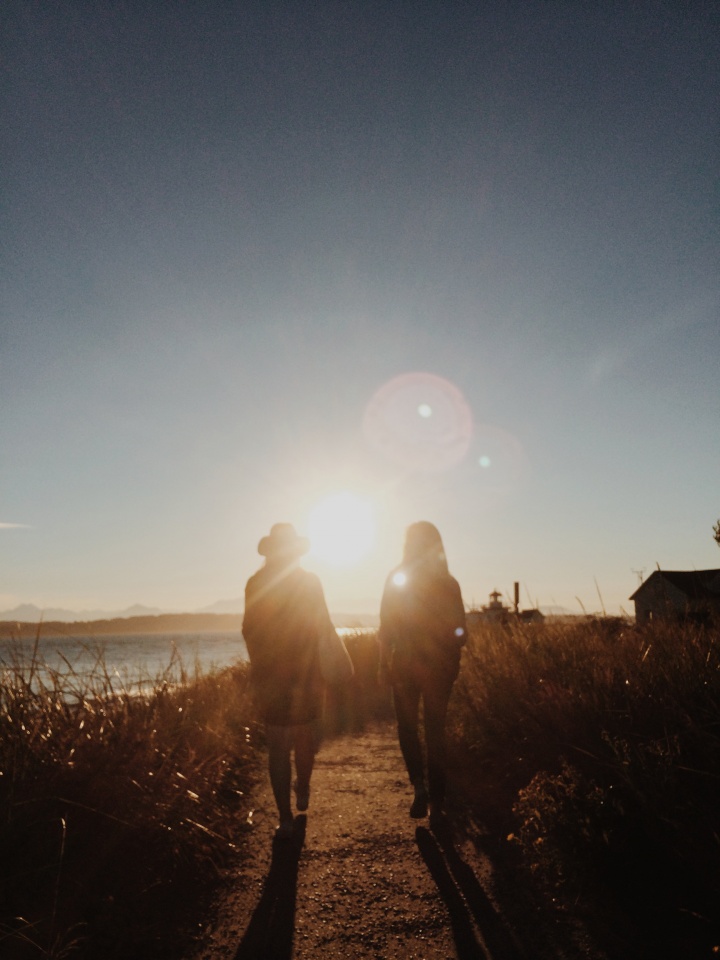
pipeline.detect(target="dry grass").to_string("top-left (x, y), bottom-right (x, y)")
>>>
top-left (3, 618), bottom-right (719, 957)
top-left (447, 616), bottom-right (720, 955)
top-left (0, 637), bottom-right (260, 960)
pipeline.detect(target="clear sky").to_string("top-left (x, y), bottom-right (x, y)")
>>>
top-left (2, 0), bottom-right (719, 618)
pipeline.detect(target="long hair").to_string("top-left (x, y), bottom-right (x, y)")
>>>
top-left (401, 521), bottom-right (449, 576)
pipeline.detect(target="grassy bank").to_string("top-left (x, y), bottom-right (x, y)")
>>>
top-left (0, 629), bottom-right (387, 960)
top-left (2, 619), bottom-right (719, 958)
top-left (448, 617), bottom-right (720, 957)
top-left (296, 619), bottom-right (720, 954)
top-left (0, 641), bottom-right (260, 960)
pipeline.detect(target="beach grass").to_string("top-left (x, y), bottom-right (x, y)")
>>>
top-left (331, 618), bottom-right (720, 950)
top-left (0, 638), bottom-right (260, 960)
top-left (2, 617), bottom-right (719, 956)
top-left (447, 616), bottom-right (720, 953)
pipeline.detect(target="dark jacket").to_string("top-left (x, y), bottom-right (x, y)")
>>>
top-left (242, 564), bottom-right (329, 725)
top-left (379, 565), bottom-right (467, 685)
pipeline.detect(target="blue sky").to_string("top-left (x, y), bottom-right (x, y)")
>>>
top-left (2, 0), bottom-right (719, 617)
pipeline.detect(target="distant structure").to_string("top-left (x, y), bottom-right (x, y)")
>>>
top-left (466, 583), bottom-right (544, 626)
top-left (630, 569), bottom-right (720, 625)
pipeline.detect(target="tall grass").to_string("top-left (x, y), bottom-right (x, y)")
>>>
top-left (0, 639), bottom-right (260, 960)
top-left (0, 628), bottom-right (391, 959)
top-left (4, 619), bottom-right (719, 956)
top-left (448, 617), bottom-right (720, 952)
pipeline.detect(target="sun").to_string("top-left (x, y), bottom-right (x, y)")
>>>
top-left (307, 492), bottom-right (376, 567)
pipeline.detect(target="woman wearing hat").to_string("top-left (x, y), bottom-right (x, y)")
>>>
top-left (379, 521), bottom-right (467, 823)
top-left (243, 523), bottom-right (332, 840)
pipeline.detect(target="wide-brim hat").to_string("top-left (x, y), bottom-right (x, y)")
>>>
top-left (258, 522), bottom-right (309, 558)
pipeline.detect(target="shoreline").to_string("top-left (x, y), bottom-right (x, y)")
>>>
top-left (0, 613), bottom-right (380, 640)
top-left (0, 612), bottom-right (244, 639)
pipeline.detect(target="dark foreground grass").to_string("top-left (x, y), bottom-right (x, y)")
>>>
top-left (0, 641), bottom-right (260, 960)
top-left (447, 617), bottom-right (720, 958)
top-left (0, 629), bottom-right (390, 960)
top-left (2, 620), bottom-right (719, 958)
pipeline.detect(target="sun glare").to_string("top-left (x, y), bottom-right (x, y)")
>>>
top-left (307, 492), bottom-right (376, 567)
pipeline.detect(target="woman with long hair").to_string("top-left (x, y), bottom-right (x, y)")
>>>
top-left (379, 521), bottom-right (467, 821)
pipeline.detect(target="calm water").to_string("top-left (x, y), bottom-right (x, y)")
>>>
top-left (0, 632), bottom-right (248, 695)
top-left (0, 628), bottom-right (371, 696)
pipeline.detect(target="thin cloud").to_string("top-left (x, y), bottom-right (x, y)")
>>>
top-left (0, 522), bottom-right (31, 529)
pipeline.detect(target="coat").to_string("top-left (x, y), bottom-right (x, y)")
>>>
top-left (242, 564), bottom-right (329, 725)
top-left (379, 565), bottom-right (467, 687)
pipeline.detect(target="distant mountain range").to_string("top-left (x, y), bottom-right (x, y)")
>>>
top-left (0, 603), bottom-right (167, 623)
top-left (198, 597), bottom-right (245, 615)
top-left (0, 601), bottom-right (379, 629)
top-left (1, 598), bottom-right (574, 627)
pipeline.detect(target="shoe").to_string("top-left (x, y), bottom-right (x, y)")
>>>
top-left (294, 780), bottom-right (310, 812)
top-left (275, 819), bottom-right (295, 840)
top-left (410, 786), bottom-right (428, 819)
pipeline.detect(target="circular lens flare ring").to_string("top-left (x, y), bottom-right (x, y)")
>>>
top-left (363, 372), bottom-right (473, 473)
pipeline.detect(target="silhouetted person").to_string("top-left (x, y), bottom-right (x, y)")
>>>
top-left (379, 521), bottom-right (467, 821)
top-left (243, 523), bottom-right (332, 839)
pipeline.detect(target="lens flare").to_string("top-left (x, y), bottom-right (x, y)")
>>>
top-left (363, 372), bottom-right (473, 473)
top-left (474, 425), bottom-right (525, 490)
top-left (307, 492), bottom-right (376, 567)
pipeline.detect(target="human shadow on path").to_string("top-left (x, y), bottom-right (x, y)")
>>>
top-left (416, 820), bottom-right (526, 960)
top-left (233, 815), bottom-right (306, 960)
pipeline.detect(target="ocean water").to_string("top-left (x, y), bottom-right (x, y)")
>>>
top-left (0, 632), bottom-right (248, 696)
top-left (0, 627), bottom-right (372, 696)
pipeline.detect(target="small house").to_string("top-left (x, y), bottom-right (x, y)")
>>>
top-left (630, 569), bottom-right (720, 625)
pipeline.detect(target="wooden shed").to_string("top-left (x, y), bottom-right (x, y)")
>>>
top-left (630, 569), bottom-right (720, 624)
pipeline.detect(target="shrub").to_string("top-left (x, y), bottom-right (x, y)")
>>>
top-left (0, 643), bottom-right (260, 960)
top-left (448, 617), bottom-right (720, 947)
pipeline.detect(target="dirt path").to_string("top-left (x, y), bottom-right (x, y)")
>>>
top-left (190, 723), bottom-right (601, 960)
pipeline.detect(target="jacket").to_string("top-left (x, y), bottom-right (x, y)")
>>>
top-left (379, 565), bottom-right (467, 685)
top-left (242, 564), bottom-right (328, 724)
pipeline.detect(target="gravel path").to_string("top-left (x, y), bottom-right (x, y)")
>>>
top-left (190, 723), bottom-right (599, 960)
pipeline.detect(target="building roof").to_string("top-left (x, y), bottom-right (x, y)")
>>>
top-left (630, 569), bottom-right (720, 601)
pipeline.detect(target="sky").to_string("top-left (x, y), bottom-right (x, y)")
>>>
top-left (2, 0), bottom-right (719, 618)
